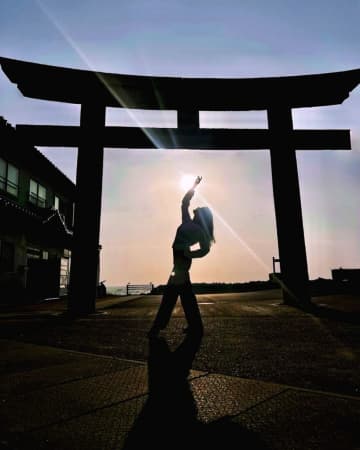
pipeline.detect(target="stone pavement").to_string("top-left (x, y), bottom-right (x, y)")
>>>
top-left (0, 337), bottom-right (359, 450)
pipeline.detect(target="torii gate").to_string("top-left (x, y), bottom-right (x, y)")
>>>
top-left (1, 57), bottom-right (359, 315)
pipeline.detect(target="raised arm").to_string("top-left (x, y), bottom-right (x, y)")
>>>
top-left (181, 189), bottom-right (194, 223)
top-left (181, 176), bottom-right (202, 223)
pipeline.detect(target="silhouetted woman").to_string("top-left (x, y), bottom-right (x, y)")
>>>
top-left (148, 176), bottom-right (215, 338)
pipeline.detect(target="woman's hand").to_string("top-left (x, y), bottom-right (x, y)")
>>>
top-left (192, 176), bottom-right (202, 190)
top-left (183, 176), bottom-right (201, 203)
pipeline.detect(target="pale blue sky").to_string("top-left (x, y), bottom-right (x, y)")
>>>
top-left (0, 0), bottom-right (359, 285)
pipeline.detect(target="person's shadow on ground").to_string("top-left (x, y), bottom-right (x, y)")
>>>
top-left (122, 332), bottom-right (269, 450)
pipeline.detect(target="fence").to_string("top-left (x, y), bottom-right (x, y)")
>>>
top-left (126, 282), bottom-right (154, 295)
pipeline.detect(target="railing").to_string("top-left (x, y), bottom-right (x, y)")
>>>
top-left (126, 282), bottom-right (154, 296)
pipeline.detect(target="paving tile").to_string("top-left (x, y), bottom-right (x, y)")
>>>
top-left (0, 357), bottom-right (139, 398)
top-left (2, 334), bottom-right (359, 450)
top-left (191, 374), bottom-right (286, 423)
top-left (3, 396), bottom-right (147, 450)
top-left (0, 340), bottom-right (93, 375)
top-left (231, 389), bottom-right (360, 450)
top-left (0, 367), bottom-right (207, 450)
top-left (0, 366), bottom-right (149, 433)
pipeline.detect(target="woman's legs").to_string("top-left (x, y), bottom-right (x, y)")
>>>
top-left (147, 269), bottom-right (202, 337)
top-left (179, 283), bottom-right (203, 336)
top-left (148, 282), bottom-right (179, 336)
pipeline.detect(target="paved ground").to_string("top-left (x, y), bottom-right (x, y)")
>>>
top-left (0, 290), bottom-right (360, 449)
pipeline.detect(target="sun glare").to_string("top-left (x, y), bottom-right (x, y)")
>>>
top-left (180, 174), bottom-right (197, 191)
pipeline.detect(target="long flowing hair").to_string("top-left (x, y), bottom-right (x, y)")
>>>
top-left (194, 207), bottom-right (215, 245)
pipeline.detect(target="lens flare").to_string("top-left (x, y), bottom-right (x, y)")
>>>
top-left (180, 174), bottom-right (197, 191)
top-left (34, 0), bottom-right (170, 150)
top-left (196, 192), bottom-right (271, 273)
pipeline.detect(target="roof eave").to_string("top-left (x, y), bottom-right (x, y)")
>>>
top-left (1, 56), bottom-right (359, 110)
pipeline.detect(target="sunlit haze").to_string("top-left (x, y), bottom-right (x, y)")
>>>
top-left (180, 174), bottom-right (198, 192)
top-left (1, 0), bottom-right (359, 286)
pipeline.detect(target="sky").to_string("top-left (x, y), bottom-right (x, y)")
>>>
top-left (0, 0), bottom-right (359, 286)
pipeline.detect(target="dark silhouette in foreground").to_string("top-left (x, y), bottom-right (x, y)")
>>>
top-left (148, 176), bottom-right (215, 338)
top-left (123, 333), bottom-right (268, 450)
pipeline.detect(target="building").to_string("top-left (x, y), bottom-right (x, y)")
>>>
top-left (0, 117), bottom-right (75, 303)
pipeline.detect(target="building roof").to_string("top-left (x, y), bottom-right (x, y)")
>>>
top-left (1, 57), bottom-right (359, 110)
top-left (0, 117), bottom-right (75, 198)
top-left (0, 194), bottom-right (42, 221)
top-left (0, 194), bottom-right (72, 247)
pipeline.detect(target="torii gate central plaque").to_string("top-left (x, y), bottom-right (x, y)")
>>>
top-left (1, 57), bottom-right (359, 314)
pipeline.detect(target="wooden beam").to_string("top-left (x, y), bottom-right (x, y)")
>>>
top-left (178, 109), bottom-right (200, 129)
top-left (16, 125), bottom-right (351, 150)
top-left (1, 57), bottom-right (359, 109)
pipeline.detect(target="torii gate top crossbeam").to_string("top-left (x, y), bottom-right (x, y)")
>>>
top-left (0, 57), bottom-right (359, 110)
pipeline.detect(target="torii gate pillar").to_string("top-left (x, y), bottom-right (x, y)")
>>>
top-left (268, 107), bottom-right (310, 305)
top-left (68, 102), bottom-right (106, 315)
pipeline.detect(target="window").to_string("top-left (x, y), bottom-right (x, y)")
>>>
top-left (0, 158), bottom-right (19, 197)
top-left (29, 179), bottom-right (47, 207)
top-left (60, 257), bottom-right (70, 289)
top-left (26, 247), bottom-right (41, 259)
top-left (54, 195), bottom-right (60, 210)
top-left (72, 202), bottom-right (75, 227)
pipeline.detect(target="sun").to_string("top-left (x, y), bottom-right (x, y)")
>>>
top-left (180, 174), bottom-right (196, 191)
